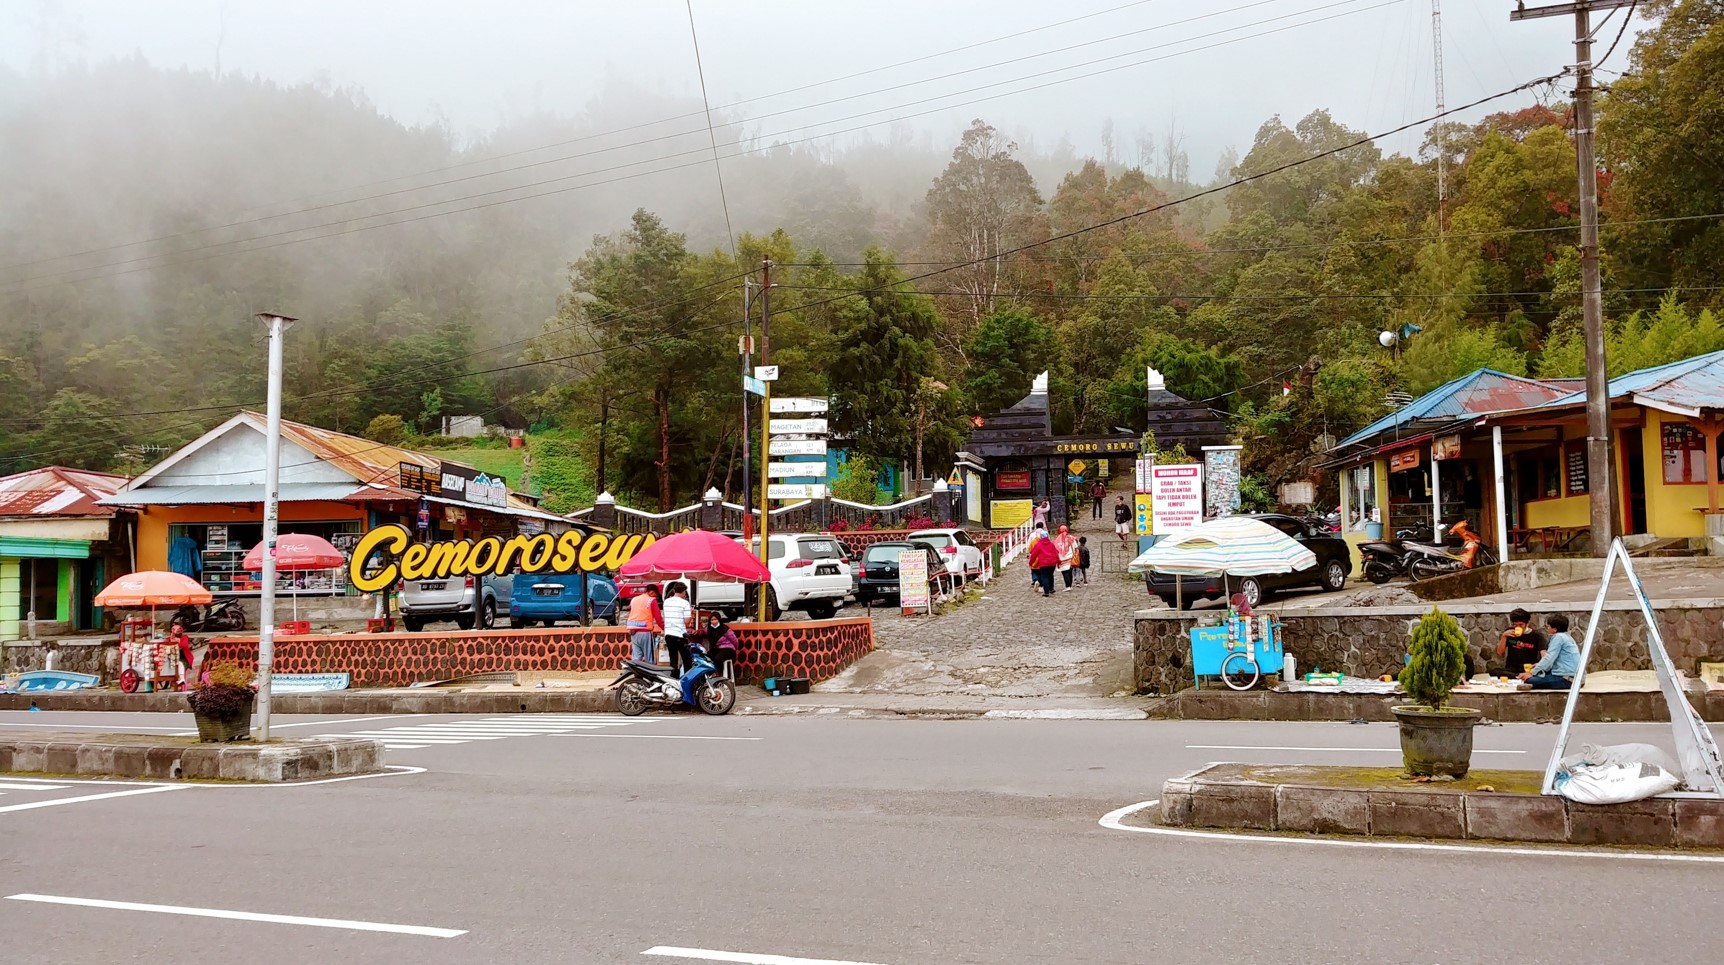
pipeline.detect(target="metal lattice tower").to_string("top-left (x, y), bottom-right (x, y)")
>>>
top-left (1431, 0), bottom-right (1448, 234)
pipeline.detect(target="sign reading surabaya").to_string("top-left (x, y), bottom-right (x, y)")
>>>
top-left (347, 524), bottom-right (654, 594)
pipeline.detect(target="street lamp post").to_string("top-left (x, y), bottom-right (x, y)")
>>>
top-left (254, 311), bottom-right (296, 741)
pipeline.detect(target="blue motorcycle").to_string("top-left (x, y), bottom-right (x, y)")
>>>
top-left (611, 641), bottom-right (736, 716)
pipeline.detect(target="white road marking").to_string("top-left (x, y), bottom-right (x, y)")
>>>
top-left (1098, 800), bottom-right (1724, 864)
top-left (553, 734), bottom-right (763, 742)
top-left (0, 785), bottom-right (185, 814)
top-left (382, 744), bottom-right (429, 749)
top-left (0, 722), bottom-right (188, 731)
top-left (1184, 744), bottom-right (1525, 755)
top-left (0, 782), bottom-right (69, 791)
top-left (5, 894), bottom-right (466, 938)
top-left (643, 946), bottom-right (889, 965)
top-left (170, 715), bottom-right (430, 737)
top-left (316, 715), bottom-right (667, 751)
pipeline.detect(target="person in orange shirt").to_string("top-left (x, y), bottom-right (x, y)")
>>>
top-left (625, 585), bottom-right (664, 664)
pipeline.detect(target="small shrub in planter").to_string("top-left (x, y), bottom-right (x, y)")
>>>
top-left (1394, 607), bottom-right (1479, 777)
top-left (904, 513), bottom-right (936, 531)
top-left (187, 660), bottom-right (256, 743)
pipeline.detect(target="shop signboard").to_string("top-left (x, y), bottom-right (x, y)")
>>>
top-left (898, 550), bottom-right (930, 612)
top-left (1389, 448), bottom-right (1421, 472)
top-left (1150, 464), bottom-right (1204, 536)
top-left (1433, 434), bottom-right (1462, 461)
top-left (399, 462), bottom-right (442, 497)
top-left (347, 525), bottom-right (653, 594)
top-left (440, 464), bottom-right (508, 508)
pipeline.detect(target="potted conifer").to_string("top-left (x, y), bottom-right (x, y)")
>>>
top-left (1393, 607), bottom-right (1480, 777)
top-left (187, 660), bottom-right (256, 742)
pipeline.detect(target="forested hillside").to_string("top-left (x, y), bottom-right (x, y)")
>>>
top-left (2, 2), bottom-right (1720, 511)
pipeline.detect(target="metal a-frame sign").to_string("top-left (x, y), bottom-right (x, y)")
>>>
top-left (1541, 538), bottom-right (1724, 798)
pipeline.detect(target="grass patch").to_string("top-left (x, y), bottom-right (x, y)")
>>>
top-left (1240, 764), bottom-right (1545, 795)
top-left (431, 447), bottom-right (526, 486)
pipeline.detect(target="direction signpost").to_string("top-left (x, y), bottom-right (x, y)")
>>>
top-left (754, 364), bottom-right (833, 621)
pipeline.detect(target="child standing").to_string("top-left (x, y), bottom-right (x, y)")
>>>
top-left (1076, 536), bottom-right (1092, 586)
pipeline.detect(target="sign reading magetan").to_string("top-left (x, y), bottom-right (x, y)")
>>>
top-left (348, 524), bottom-right (653, 593)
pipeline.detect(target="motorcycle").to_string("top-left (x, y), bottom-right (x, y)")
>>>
top-left (1356, 522), bottom-right (1436, 584)
top-left (1404, 521), bottom-right (1498, 582)
top-left (173, 599), bottom-right (247, 633)
top-left (611, 641), bottom-right (736, 716)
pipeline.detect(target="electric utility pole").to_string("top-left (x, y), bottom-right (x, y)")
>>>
top-left (756, 259), bottom-right (774, 622)
top-left (1432, 0), bottom-right (1448, 234)
top-left (1512, 0), bottom-right (1634, 557)
top-left (740, 279), bottom-right (754, 541)
top-left (254, 311), bottom-right (295, 740)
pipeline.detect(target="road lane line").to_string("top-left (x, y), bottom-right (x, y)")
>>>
top-left (5, 894), bottom-right (466, 938)
top-left (553, 734), bottom-right (762, 742)
top-left (172, 715), bottom-right (421, 736)
top-left (0, 782), bottom-right (70, 791)
top-left (0, 785), bottom-right (185, 814)
top-left (381, 744), bottom-right (429, 749)
top-left (643, 946), bottom-right (889, 965)
top-left (1098, 800), bottom-right (1724, 864)
top-left (0, 722), bottom-right (188, 730)
top-left (1184, 745), bottom-right (1525, 754)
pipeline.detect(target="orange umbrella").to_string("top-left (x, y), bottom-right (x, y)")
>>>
top-left (94, 571), bottom-right (213, 608)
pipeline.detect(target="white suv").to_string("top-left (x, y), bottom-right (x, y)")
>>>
top-left (908, 528), bottom-right (985, 583)
top-left (695, 534), bottom-right (852, 620)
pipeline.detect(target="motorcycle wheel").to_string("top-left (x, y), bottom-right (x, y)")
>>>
top-left (698, 677), bottom-right (736, 716)
top-left (214, 606), bottom-right (246, 631)
top-left (1364, 561), bottom-right (1393, 585)
top-left (615, 681), bottom-right (649, 716)
top-left (1408, 558), bottom-right (1450, 582)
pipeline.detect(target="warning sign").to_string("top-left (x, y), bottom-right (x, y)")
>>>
top-left (1067, 459), bottom-right (1088, 476)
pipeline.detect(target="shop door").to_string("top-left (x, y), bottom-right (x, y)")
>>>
top-left (76, 559), bottom-right (102, 631)
top-left (1621, 432), bottom-right (1649, 534)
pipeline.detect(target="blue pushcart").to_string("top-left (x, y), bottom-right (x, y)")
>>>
top-left (1188, 614), bottom-right (1283, 690)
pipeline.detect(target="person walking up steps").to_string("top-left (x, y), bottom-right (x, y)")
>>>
top-left (1076, 536), bottom-right (1092, 586)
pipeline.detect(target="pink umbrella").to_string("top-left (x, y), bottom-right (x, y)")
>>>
top-left (617, 530), bottom-right (770, 583)
top-left (244, 533), bottom-right (348, 622)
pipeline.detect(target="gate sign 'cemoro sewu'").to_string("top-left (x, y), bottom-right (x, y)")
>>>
top-left (347, 524), bottom-right (653, 593)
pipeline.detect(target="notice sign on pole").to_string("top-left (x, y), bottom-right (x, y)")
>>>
top-left (1135, 458), bottom-right (1154, 493)
top-left (743, 375), bottom-right (766, 397)
top-left (769, 439), bottom-right (827, 457)
top-left (769, 397), bottom-right (829, 413)
top-left (767, 462), bottom-right (828, 478)
top-left (1151, 464), bottom-right (1204, 536)
top-left (769, 418), bottom-right (828, 435)
top-left (753, 365), bottom-right (780, 381)
top-left (766, 483), bottom-right (825, 500)
top-left (898, 550), bottom-right (930, 613)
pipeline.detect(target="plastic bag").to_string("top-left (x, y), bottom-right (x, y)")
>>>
top-left (1555, 761), bottom-right (1680, 805)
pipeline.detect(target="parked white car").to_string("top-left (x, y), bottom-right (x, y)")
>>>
top-left (692, 534), bottom-right (853, 620)
top-left (908, 528), bottom-right (985, 582)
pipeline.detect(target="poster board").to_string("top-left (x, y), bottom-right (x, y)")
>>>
top-left (990, 499), bottom-right (1033, 529)
top-left (1202, 446), bottom-right (1242, 519)
top-left (1150, 465), bottom-right (1203, 536)
top-left (1134, 494), bottom-right (1153, 536)
top-left (899, 550), bottom-right (930, 614)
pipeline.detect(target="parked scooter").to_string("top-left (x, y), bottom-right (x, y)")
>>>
top-left (611, 641), bottom-right (736, 716)
top-left (1357, 522), bottom-right (1437, 584)
top-left (173, 600), bottom-right (247, 633)
top-left (1403, 520), bottom-right (1498, 582)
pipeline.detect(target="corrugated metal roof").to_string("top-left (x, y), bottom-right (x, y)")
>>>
top-left (98, 483), bottom-right (364, 506)
top-left (1540, 349), bottom-right (1724, 416)
top-left (244, 410), bottom-right (476, 484)
top-left (0, 467), bottom-right (129, 518)
top-left (1338, 370), bottom-right (1573, 448)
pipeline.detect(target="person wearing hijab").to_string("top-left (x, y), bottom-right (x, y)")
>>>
top-left (703, 612), bottom-right (739, 680)
top-left (1053, 524), bottom-right (1079, 589)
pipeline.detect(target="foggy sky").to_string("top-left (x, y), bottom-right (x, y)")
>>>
top-left (7, 1), bottom-right (1617, 179)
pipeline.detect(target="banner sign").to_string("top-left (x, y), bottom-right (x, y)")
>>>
top-left (348, 524), bottom-right (653, 593)
top-left (1135, 458), bottom-right (1154, 493)
top-left (898, 550), bottom-right (929, 610)
top-left (440, 464), bottom-right (508, 508)
top-left (995, 470), bottom-right (1031, 491)
top-left (1202, 445), bottom-right (1242, 519)
top-left (1151, 464), bottom-right (1204, 536)
top-left (399, 462), bottom-right (441, 496)
top-left (768, 462), bottom-right (828, 478)
top-left (270, 673), bottom-right (351, 693)
top-left (769, 439), bottom-right (827, 457)
top-left (1389, 448), bottom-right (1421, 472)
top-left (769, 397), bottom-right (829, 413)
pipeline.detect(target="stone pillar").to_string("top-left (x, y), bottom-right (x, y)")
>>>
top-left (589, 491), bottom-right (617, 530)
top-left (932, 479), bottom-right (953, 526)
top-left (700, 488), bottom-right (724, 531)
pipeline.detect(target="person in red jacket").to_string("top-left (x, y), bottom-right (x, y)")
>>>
top-left (1028, 526), bottom-right (1061, 597)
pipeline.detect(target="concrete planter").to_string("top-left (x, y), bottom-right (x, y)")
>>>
top-left (1392, 705), bottom-right (1480, 777)
top-left (188, 692), bottom-right (254, 743)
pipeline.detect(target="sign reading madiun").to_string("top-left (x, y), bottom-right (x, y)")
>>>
top-left (348, 524), bottom-right (653, 594)
top-left (1150, 464), bottom-right (1203, 536)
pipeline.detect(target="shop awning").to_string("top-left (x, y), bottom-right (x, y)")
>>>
top-left (97, 483), bottom-right (364, 506)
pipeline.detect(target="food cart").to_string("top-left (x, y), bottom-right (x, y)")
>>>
top-left (1189, 612), bottom-right (1283, 691)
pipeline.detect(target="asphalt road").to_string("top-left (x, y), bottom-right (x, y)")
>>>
top-left (0, 710), bottom-right (1715, 964)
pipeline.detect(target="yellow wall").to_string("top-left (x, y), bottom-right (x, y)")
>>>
top-left (1524, 495), bottom-right (1589, 529)
top-left (1639, 418), bottom-right (1710, 538)
top-left (137, 502), bottom-right (366, 571)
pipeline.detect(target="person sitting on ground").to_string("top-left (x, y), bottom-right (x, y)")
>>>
top-left (1492, 607), bottom-right (1545, 677)
top-left (1519, 614), bottom-right (1580, 690)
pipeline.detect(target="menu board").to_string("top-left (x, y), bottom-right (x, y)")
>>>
top-left (1565, 447), bottom-right (1588, 496)
top-left (899, 550), bottom-right (930, 612)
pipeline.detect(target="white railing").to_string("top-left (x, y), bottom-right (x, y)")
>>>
top-left (996, 518), bottom-right (1037, 569)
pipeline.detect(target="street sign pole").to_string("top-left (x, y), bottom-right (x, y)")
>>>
top-left (757, 376), bottom-right (772, 622)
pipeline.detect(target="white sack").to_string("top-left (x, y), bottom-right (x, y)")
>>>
top-left (1555, 761), bottom-right (1680, 805)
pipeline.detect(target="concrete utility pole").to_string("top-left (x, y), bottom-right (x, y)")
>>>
top-left (740, 279), bottom-right (754, 541)
top-left (756, 259), bottom-right (773, 622)
top-left (254, 311), bottom-right (296, 740)
top-left (1432, 0), bottom-right (1448, 234)
top-left (1512, 0), bottom-right (1634, 556)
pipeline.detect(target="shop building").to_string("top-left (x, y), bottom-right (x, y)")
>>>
top-left (0, 468), bottom-right (133, 638)
top-left (964, 369), bottom-right (1227, 528)
top-left (99, 411), bottom-right (568, 601)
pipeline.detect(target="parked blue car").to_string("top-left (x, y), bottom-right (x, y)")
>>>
top-left (508, 572), bottom-right (620, 627)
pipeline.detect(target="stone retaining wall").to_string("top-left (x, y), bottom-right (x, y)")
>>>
top-left (1, 640), bottom-right (115, 677)
top-left (1134, 602), bottom-right (1724, 695)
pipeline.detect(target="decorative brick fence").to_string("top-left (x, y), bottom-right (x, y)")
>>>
top-left (208, 618), bottom-right (875, 688)
top-left (1134, 602), bottom-right (1724, 696)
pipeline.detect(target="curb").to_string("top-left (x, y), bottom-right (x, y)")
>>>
top-left (0, 736), bottom-right (382, 782)
top-left (0, 690), bottom-right (615, 715)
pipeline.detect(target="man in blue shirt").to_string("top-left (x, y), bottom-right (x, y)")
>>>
top-left (1519, 614), bottom-right (1582, 690)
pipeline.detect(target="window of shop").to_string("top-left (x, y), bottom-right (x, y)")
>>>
top-left (168, 520), bottom-right (363, 595)
top-left (20, 558), bottom-right (58, 621)
top-left (1536, 449), bottom-right (1561, 499)
top-left (1349, 466), bottom-right (1379, 530)
top-left (1662, 422), bottom-right (1707, 484)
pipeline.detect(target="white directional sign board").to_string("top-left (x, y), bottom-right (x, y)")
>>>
top-left (767, 483), bottom-right (825, 500)
top-left (769, 418), bottom-right (828, 435)
top-left (768, 462), bottom-right (828, 478)
top-left (753, 365), bottom-right (779, 382)
top-left (769, 397), bottom-right (829, 414)
top-left (769, 439), bottom-right (827, 457)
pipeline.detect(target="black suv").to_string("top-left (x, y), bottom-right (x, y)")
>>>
top-left (856, 540), bottom-right (946, 604)
top-left (1144, 513), bottom-right (1350, 609)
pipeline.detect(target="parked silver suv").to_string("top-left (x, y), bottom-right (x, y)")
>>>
top-left (397, 572), bottom-right (513, 631)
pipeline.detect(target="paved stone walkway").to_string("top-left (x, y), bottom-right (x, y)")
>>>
top-left (820, 485), bottom-right (1151, 702)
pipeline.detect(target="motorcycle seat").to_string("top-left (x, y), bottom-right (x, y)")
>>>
top-left (623, 659), bottom-right (675, 675)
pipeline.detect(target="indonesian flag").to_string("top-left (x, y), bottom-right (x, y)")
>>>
top-left (1282, 380), bottom-right (1292, 396)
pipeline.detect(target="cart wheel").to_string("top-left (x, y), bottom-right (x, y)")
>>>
top-left (118, 668), bottom-right (140, 694)
top-left (1220, 652), bottom-right (1261, 691)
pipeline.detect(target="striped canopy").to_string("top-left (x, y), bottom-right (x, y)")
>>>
top-left (1128, 516), bottom-right (1316, 577)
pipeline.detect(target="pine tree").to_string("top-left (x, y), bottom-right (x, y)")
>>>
top-left (1399, 607), bottom-right (1467, 709)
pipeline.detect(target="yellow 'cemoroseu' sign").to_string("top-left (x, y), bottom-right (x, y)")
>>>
top-left (347, 524), bottom-right (654, 594)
